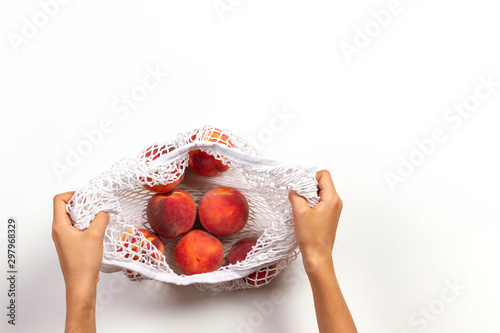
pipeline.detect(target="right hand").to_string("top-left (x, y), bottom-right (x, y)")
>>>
top-left (288, 170), bottom-right (343, 274)
top-left (52, 192), bottom-right (110, 291)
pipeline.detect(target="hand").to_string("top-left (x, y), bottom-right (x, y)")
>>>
top-left (288, 170), bottom-right (343, 274)
top-left (52, 192), bottom-right (109, 333)
top-left (52, 192), bottom-right (109, 291)
top-left (289, 170), bottom-right (357, 333)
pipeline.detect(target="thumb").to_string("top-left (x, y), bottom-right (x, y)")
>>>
top-left (288, 190), bottom-right (310, 210)
top-left (88, 211), bottom-right (109, 236)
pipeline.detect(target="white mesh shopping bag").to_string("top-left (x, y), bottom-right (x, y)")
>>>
top-left (66, 126), bottom-right (319, 291)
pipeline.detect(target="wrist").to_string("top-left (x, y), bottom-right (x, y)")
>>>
top-left (66, 279), bottom-right (97, 310)
top-left (301, 250), bottom-right (334, 277)
top-left (65, 281), bottom-right (97, 332)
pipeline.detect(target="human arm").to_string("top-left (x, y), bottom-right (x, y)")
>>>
top-left (52, 192), bottom-right (109, 333)
top-left (288, 170), bottom-right (357, 333)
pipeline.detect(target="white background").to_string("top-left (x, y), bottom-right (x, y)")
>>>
top-left (1, 0), bottom-right (499, 332)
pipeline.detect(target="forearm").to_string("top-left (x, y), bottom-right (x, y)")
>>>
top-left (305, 256), bottom-right (357, 333)
top-left (65, 283), bottom-right (97, 333)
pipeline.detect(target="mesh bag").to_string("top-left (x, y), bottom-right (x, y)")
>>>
top-left (66, 126), bottom-right (319, 291)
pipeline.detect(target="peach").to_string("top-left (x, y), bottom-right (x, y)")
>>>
top-left (198, 187), bottom-right (249, 236)
top-left (175, 230), bottom-right (224, 275)
top-left (245, 263), bottom-right (278, 287)
top-left (143, 173), bottom-right (184, 193)
top-left (226, 237), bottom-right (259, 265)
top-left (146, 189), bottom-right (196, 239)
top-left (117, 228), bottom-right (164, 280)
top-left (188, 128), bottom-right (233, 176)
top-left (226, 237), bottom-right (277, 286)
top-left (141, 144), bottom-right (184, 193)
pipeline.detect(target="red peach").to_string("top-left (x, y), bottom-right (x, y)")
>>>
top-left (146, 189), bottom-right (196, 239)
top-left (226, 237), bottom-right (259, 265)
top-left (226, 237), bottom-right (277, 286)
top-left (117, 228), bottom-right (164, 280)
top-left (141, 144), bottom-right (184, 193)
top-left (188, 128), bottom-right (232, 176)
top-left (143, 173), bottom-right (184, 193)
top-left (198, 187), bottom-right (249, 236)
top-left (244, 264), bottom-right (278, 287)
top-left (174, 230), bottom-right (224, 275)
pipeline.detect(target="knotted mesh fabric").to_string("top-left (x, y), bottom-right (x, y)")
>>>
top-left (66, 126), bottom-right (319, 291)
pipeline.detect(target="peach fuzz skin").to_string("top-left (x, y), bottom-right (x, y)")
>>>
top-left (226, 237), bottom-right (259, 265)
top-left (188, 128), bottom-right (232, 176)
top-left (174, 230), bottom-right (224, 275)
top-left (198, 187), bottom-right (249, 236)
top-left (226, 237), bottom-right (277, 286)
top-left (146, 189), bottom-right (196, 239)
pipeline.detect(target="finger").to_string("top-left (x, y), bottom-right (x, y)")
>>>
top-left (316, 170), bottom-right (339, 203)
top-left (52, 192), bottom-right (75, 227)
top-left (288, 190), bottom-right (309, 209)
top-left (88, 211), bottom-right (110, 236)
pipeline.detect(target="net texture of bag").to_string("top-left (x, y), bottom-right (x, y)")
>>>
top-left (67, 126), bottom-right (319, 292)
